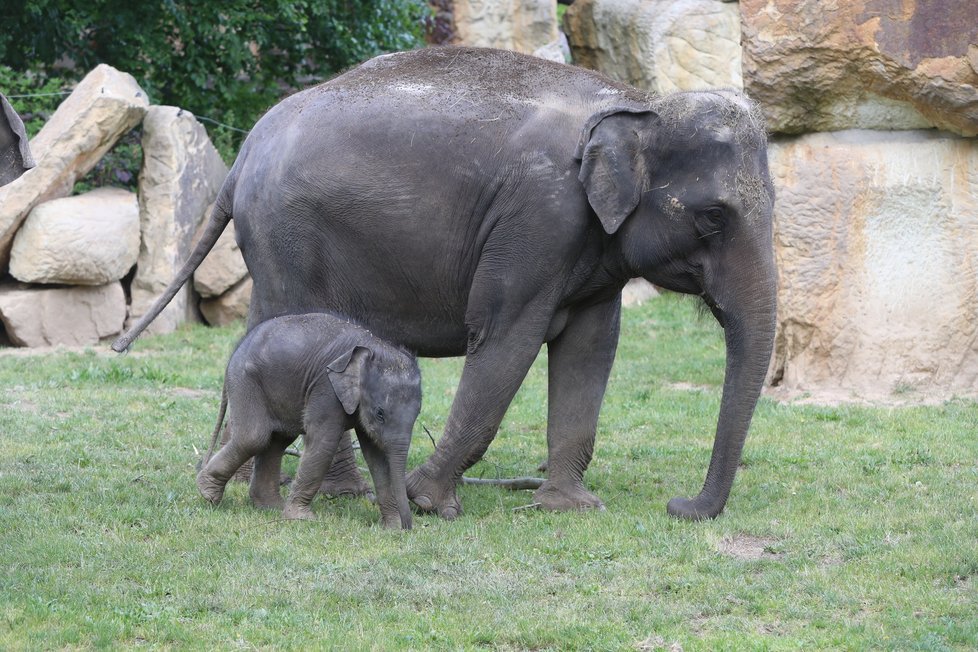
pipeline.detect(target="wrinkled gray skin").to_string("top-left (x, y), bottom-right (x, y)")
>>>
top-left (116, 47), bottom-right (777, 521)
top-left (0, 92), bottom-right (35, 187)
top-left (197, 313), bottom-right (421, 529)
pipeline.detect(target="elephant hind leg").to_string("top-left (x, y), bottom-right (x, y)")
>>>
top-left (197, 410), bottom-right (276, 506)
top-left (249, 432), bottom-right (294, 510)
top-left (533, 297), bottom-right (620, 512)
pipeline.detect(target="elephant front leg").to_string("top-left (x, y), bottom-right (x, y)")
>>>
top-left (318, 431), bottom-right (373, 499)
top-left (407, 317), bottom-right (547, 519)
top-left (283, 419), bottom-right (346, 521)
top-left (534, 297), bottom-right (621, 512)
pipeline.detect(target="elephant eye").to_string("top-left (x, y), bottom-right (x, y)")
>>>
top-left (696, 207), bottom-right (725, 238)
top-left (375, 408), bottom-right (385, 423)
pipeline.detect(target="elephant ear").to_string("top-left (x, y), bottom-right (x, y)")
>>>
top-left (576, 107), bottom-right (656, 235)
top-left (327, 346), bottom-right (371, 416)
top-left (0, 93), bottom-right (35, 187)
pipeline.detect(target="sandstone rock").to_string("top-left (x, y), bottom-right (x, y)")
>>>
top-left (453, 0), bottom-right (558, 53)
top-left (741, 0), bottom-right (978, 136)
top-left (769, 130), bottom-right (978, 398)
top-left (622, 278), bottom-right (659, 307)
top-left (193, 210), bottom-right (247, 297)
top-left (9, 187), bottom-right (139, 285)
top-left (130, 106), bottom-right (228, 336)
top-left (0, 65), bottom-right (148, 270)
top-left (0, 281), bottom-right (126, 347)
top-left (564, 0), bottom-right (742, 94)
top-left (533, 37), bottom-right (569, 64)
top-left (200, 276), bottom-right (252, 327)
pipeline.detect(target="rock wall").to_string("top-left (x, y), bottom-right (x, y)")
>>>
top-left (450, 0), bottom-right (558, 53)
top-left (563, 0), bottom-right (978, 399)
top-left (0, 65), bottom-right (239, 348)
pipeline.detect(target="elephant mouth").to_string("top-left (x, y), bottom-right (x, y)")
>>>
top-left (700, 292), bottom-right (726, 328)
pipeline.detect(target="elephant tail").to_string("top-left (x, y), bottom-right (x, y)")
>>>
top-left (203, 381), bottom-right (229, 466)
top-left (111, 174), bottom-right (237, 352)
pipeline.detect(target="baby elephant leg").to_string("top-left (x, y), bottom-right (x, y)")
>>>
top-left (283, 414), bottom-right (347, 520)
top-left (250, 433), bottom-right (293, 509)
top-left (197, 397), bottom-right (275, 505)
top-left (319, 431), bottom-right (373, 498)
top-left (198, 431), bottom-right (270, 505)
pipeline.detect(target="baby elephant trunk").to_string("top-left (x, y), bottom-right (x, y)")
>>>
top-left (381, 446), bottom-right (413, 530)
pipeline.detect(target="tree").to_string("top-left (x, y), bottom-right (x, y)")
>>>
top-left (0, 1), bottom-right (430, 152)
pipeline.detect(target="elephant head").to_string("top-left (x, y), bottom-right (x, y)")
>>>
top-left (0, 92), bottom-right (35, 187)
top-left (578, 90), bottom-right (776, 520)
top-left (328, 345), bottom-right (422, 529)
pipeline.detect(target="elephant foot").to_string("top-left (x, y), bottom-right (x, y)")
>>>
top-left (196, 471), bottom-right (226, 505)
top-left (282, 502), bottom-right (316, 521)
top-left (251, 491), bottom-right (285, 511)
top-left (379, 513), bottom-right (411, 530)
top-left (319, 467), bottom-right (373, 500)
top-left (666, 495), bottom-right (723, 521)
top-left (533, 480), bottom-right (605, 512)
top-left (406, 467), bottom-right (462, 520)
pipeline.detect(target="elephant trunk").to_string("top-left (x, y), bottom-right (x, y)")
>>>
top-left (667, 262), bottom-right (776, 520)
top-left (389, 448), bottom-right (413, 530)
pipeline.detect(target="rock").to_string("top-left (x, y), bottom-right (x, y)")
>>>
top-left (564, 0), bottom-right (742, 93)
top-left (622, 278), bottom-right (659, 307)
top-left (453, 0), bottom-right (558, 53)
top-left (533, 36), bottom-right (569, 64)
top-left (0, 281), bottom-right (126, 347)
top-left (193, 210), bottom-right (247, 297)
top-left (130, 106), bottom-right (228, 336)
top-left (741, 0), bottom-right (978, 136)
top-left (769, 129), bottom-right (978, 398)
top-left (200, 276), bottom-right (252, 327)
top-left (9, 187), bottom-right (139, 285)
top-left (0, 65), bottom-right (148, 270)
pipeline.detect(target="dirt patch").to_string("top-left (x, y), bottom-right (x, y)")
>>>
top-left (763, 384), bottom-right (974, 407)
top-left (666, 382), bottom-right (716, 393)
top-left (0, 344), bottom-right (153, 358)
top-left (717, 534), bottom-right (782, 561)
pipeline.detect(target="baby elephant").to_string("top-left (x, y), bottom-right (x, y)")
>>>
top-left (196, 313), bottom-right (421, 529)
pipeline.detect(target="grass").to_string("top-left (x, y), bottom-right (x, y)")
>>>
top-left (1, 293), bottom-right (976, 650)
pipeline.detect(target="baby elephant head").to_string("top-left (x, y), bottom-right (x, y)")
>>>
top-left (327, 344), bottom-right (422, 529)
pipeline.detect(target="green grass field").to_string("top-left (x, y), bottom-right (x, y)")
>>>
top-left (1, 294), bottom-right (975, 650)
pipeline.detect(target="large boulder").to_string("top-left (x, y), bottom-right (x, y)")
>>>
top-left (9, 187), bottom-right (139, 285)
top-left (130, 106), bottom-right (228, 336)
top-left (564, 0), bottom-right (743, 93)
top-left (193, 212), bottom-right (247, 298)
top-left (0, 281), bottom-right (126, 347)
top-left (452, 0), bottom-right (558, 53)
top-left (199, 276), bottom-right (252, 327)
top-left (741, 0), bottom-right (978, 136)
top-left (769, 130), bottom-right (978, 398)
top-left (0, 65), bottom-right (148, 270)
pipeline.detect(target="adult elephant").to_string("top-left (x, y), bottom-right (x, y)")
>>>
top-left (116, 47), bottom-right (776, 521)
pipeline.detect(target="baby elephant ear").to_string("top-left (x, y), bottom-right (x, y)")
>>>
top-left (327, 346), bottom-right (370, 415)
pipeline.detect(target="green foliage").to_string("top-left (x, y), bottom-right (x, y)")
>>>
top-left (0, 64), bottom-right (71, 138)
top-left (0, 1), bottom-right (430, 155)
top-left (1, 295), bottom-right (976, 649)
